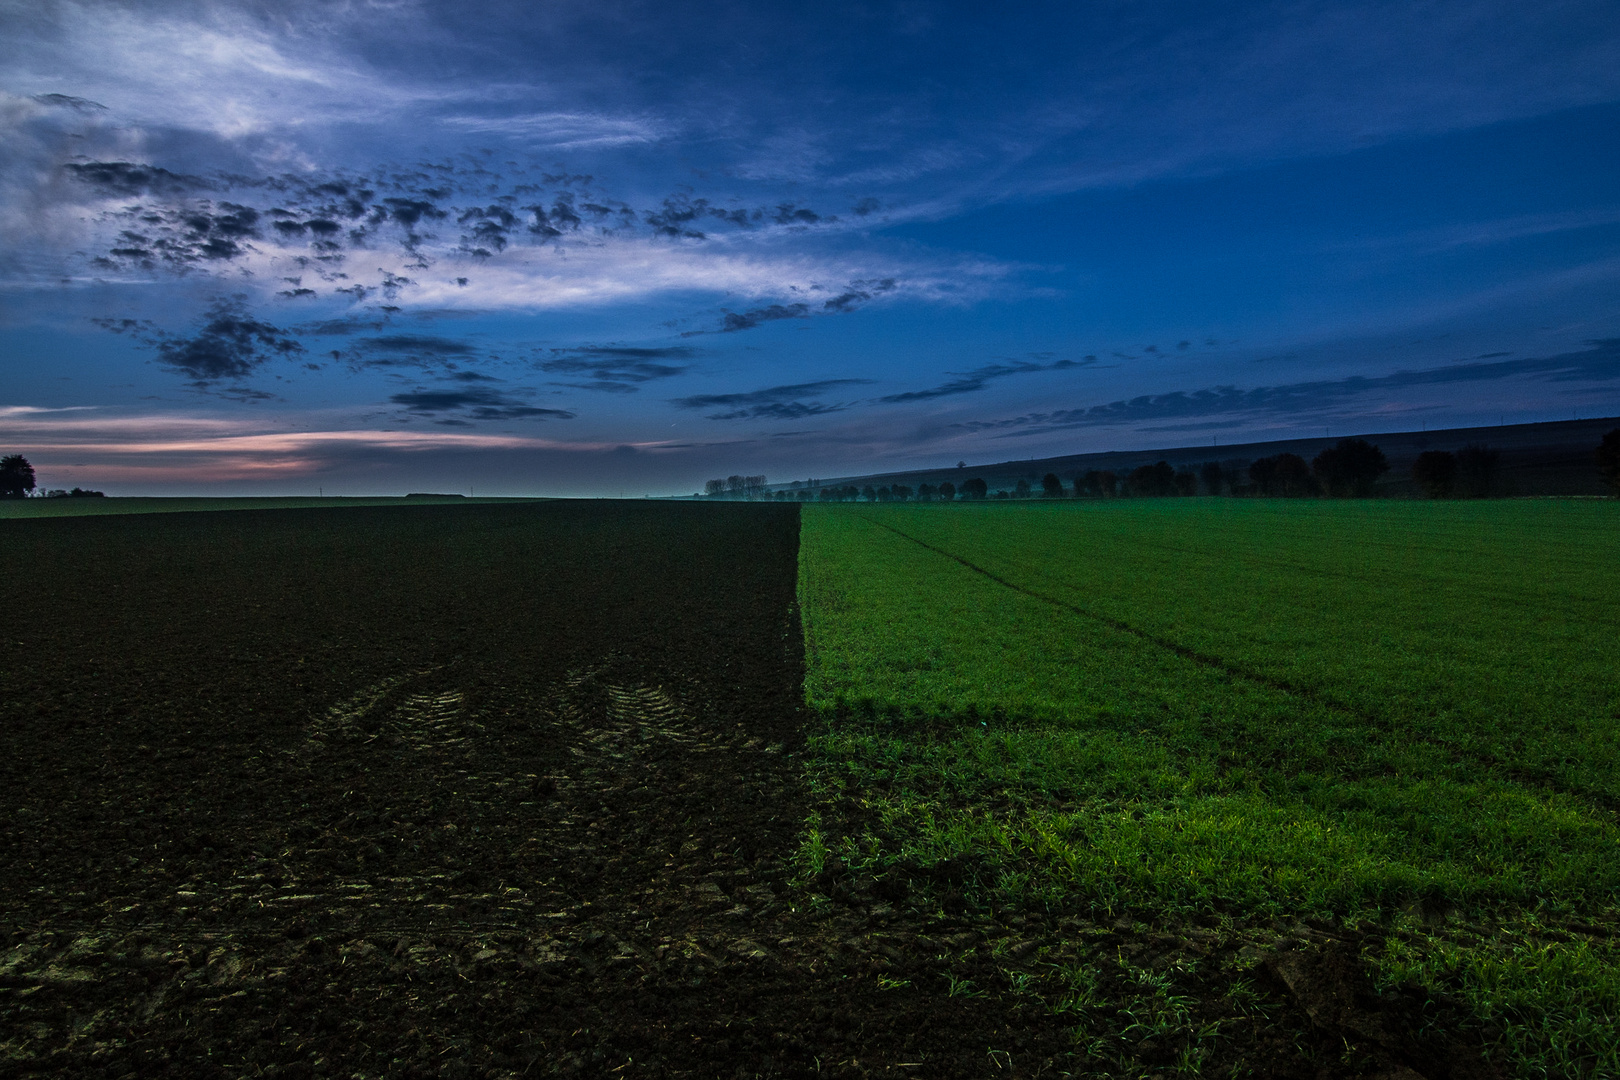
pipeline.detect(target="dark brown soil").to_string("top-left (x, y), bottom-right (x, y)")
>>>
top-left (0, 502), bottom-right (1497, 1078)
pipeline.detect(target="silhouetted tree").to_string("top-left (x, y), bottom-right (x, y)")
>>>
top-left (1312, 438), bottom-right (1389, 497)
top-left (962, 477), bottom-right (988, 499)
top-left (1247, 454), bottom-right (1312, 496)
top-left (1411, 450), bottom-right (1458, 498)
top-left (918, 483), bottom-right (937, 501)
top-left (892, 484), bottom-right (913, 501)
top-left (1274, 453), bottom-right (1315, 496)
top-left (743, 475), bottom-right (768, 499)
top-left (1014, 478), bottom-right (1032, 498)
top-left (1128, 460), bottom-right (1176, 496)
top-left (1040, 472), bottom-right (1064, 497)
top-left (1098, 470), bottom-right (1118, 497)
top-left (938, 480), bottom-right (956, 501)
top-left (1199, 461), bottom-right (1224, 495)
top-left (0, 455), bottom-right (35, 499)
top-left (1455, 444), bottom-right (1501, 498)
top-left (862, 485), bottom-right (878, 502)
top-left (1173, 468), bottom-right (1197, 496)
top-left (1598, 428), bottom-right (1620, 495)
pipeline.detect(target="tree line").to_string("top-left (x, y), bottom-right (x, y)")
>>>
top-left (703, 428), bottom-right (1620, 503)
top-left (0, 454), bottom-right (104, 500)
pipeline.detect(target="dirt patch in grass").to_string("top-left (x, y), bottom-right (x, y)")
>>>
top-left (1, 501), bottom-right (1494, 1077)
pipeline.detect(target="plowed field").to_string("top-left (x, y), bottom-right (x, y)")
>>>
top-left (0, 502), bottom-right (1079, 1078)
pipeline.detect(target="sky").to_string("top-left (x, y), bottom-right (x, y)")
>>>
top-left (2, 0), bottom-right (1618, 496)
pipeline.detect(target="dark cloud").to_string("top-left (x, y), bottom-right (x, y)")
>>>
top-left (298, 315), bottom-right (392, 336)
top-left (822, 276), bottom-right (896, 312)
top-left (716, 303), bottom-right (809, 333)
top-left (32, 93), bottom-right (106, 111)
top-left (707, 401), bottom-right (849, 421)
top-left (539, 345), bottom-right (693, 392)
top-left (390, 387), bottom-right (574, 422)
top-left (956, 340), bottom-right (1620, 438)
top-left (880, 357), bottom-right (1088, 403)
top-left (66, 161), bottom-right (207, 197)
top-left (359, 334), bottom-right (476, 357)
top-left (92, 298), bottom-right (304, 385)
top-left (671, 378), bottom-right (873, 420)
top-left (71, 158), bottom-right (834, 282)
top-left (87, 200), bottom-right (262, 267)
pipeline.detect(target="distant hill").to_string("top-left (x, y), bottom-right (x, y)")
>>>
top-left (773, 416), bottom-right (1620, 498)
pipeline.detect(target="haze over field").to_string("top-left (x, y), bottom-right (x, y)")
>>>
top-left (3, 0), bottom-right (1619, 496)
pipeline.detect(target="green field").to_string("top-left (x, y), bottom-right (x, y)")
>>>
top-left (799, 498), bottom-right (1620, 1076)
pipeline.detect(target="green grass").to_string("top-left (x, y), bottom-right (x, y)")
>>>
top-left (0, 495), bottom-right (543, 519)
top-left (798, 497), bottom-right (1620, 1076)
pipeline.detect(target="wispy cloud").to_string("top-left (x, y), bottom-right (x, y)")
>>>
top-left (954, 340), bottom-right (1620, 438)
top-left (671, 378), bottom-right (875, 421)
top-left (440, 112), bottom-right (663, 148)
top-left (880, 356), bottom-right (1093, 403)
top-left (538, 345), bottom-right (693, 393)
top-left (389, 387), bottom-right (574, 424)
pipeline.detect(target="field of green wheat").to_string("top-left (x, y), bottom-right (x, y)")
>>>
top-left (798, 497), bottom-right (1620, 1077)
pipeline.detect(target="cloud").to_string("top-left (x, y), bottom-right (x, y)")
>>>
top-left (956, 340), bottom-right (1620, 438)
top-left (389, 387), bottom-right (574, 422)
top-left (357, 334), bottom-right (477, 357)
top-left (64, 161), bottom-right (208, 198)
top-left (92, 298), bottom-right (304, 385)
top-left (880, 357), bottom-right (1090, 403)
top-left (671, 378), bottom-right (874, 420)
top-left (718, 303), bottom-right (808, 333)
top-left (539, 345), bottom-right (693, 393)
top-left (681, 276), bottom-right (903, 335)
top-left (439, 111), bottom-right (662, 149)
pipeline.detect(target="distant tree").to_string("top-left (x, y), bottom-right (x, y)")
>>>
top-left (798, 489), bottom-right (814, 501)
top-left (1249, 454), bottom-right (1313, 496)
top-left (918, 483), bottom-right (937, 501)
top-left (1014, 478), bottom-right (1032, 498)
top-left (862, 485), bottom-right (878, 502)
top-left (1041, 472), bottom-right (1064, 497)
top-left (743, 474), bottom-right (767, 499)
top-left (938, 480), bottom-right (955, 501)
top-left (0, 455), bottom-right (35, 499)
top-left (1173, 468), bottom-right (1197, 496)
top-left (725, 474), bottom-right (746, 497)
top-left (841, 485), bottom-right (859, 501)
top-left (704, 478), bottom-right (725, 497)
top-left (1455, 444), bottom-right (1501, 498)
top-left (1312, 438), bottom-right (1389, 497)
top-left (993, 489), bottom-right (1009, 499)
top-left (1128, 460), bottom-right (1176, 496)
top-left (1097, 470), bottom-right (1118, 497)
top-left (961, 477), bottom-right (988, 499)
top-left (892, 484), bottom-right (913, 501)
top-left (1199, 461), bottom-right (1225, 496)
top-left (1598, 428), bottom-right (1620, 495)
top-left (1248, 456), bottom-right (1277, 495)
top-left (1411, 450), bottom-right (1458, 498)
top-left (876, 485), bottom-right (893, 501)
top-left (1274, 453), bottom-right (1315, 496)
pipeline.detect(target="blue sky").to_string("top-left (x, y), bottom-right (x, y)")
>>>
top-left (2, 0), bottom-right (1618, 495)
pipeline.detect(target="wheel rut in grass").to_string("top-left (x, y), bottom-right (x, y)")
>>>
top-left (854, 513), bottom-right (1580, 803)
